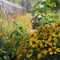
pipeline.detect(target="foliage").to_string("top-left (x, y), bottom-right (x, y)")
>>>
top-left (51, 0), bottom-right (60, 11)
top-left (32, 0), bottom-right (56, 15)
top-left (32, 13), bottom-right (60, 29)
top-left (16, 23), bottom-right (60, 60)
top-left (32, 0), bottom-right (57, 29)
top-left (16, 13), bottom-right (32, 33)
top-left (0, 14), bottom-right (32, 60)
top-left (39, 13), bottom-right (60, 25)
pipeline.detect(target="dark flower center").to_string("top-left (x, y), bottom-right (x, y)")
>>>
top-left (52, 49), bottom-right (56, 52)
top-left (32, 41), bottom-right (36, 44)
top-left (42, 42), bottom-right (45, 45)
top-left (38, 45), bottom-right (40, 48)
top-left (28, 52), bottom-right (31, 54)
top-left (38, 38), bottom-right (43, 40)
top-left (41, 53), bottom-right (45, 56)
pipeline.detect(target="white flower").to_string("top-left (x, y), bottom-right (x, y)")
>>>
top-left (39, 4), bottom-right (44, 8)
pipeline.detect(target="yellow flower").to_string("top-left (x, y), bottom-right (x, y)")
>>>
top-left (38, 26), bottom-right (43, 30)
top-left (37, 50), bottom-right (47, 59)
top-left (50, 32), bottom-right (57, 37)
top-left (48, 36), bottom-right (58, 46)
top-left (48, 48), bottom-right (53, 55)
top-left (48, 36), bottom-right (52, 41)
top-left (49, 28), bottom-right (55, 33)
top-left (26, 49), bottom-right (33, 58)
top-left (55, 23), bottom-right (60, 27)
top-left (53, 38), bottom-right (58, 45)
top-left (29, 37), bottom-right (38, 48)
top-left (16, 22), bottom-right (60, 60)
top-left (39, 40), bottom-right (47, 48)
top-left (31, 32), bottom-right (37, 37)
top-left (58, 32), bottom-right (60, 36)
top-left (37, 45), bottom-right (41, 51)
top-left (49, 42), bottom-right (53, 46)
top-left (43, 50), bottom-right (48, 55)
top-left (48, 47), bottom-right (60, 55)
top-left (39, 43), bottom-right (44, 48)
top-left (37, 53), bottom-right (43, 59)
top-left (16, 54), bottom-right (22, 60)
top-left (56, 48), bottom-right (60, 52)
top-left (52, 23), bottom-right (58, 28)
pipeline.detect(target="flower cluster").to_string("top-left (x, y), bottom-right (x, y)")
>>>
top-left (17, 23), bottom-right (60, 60)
